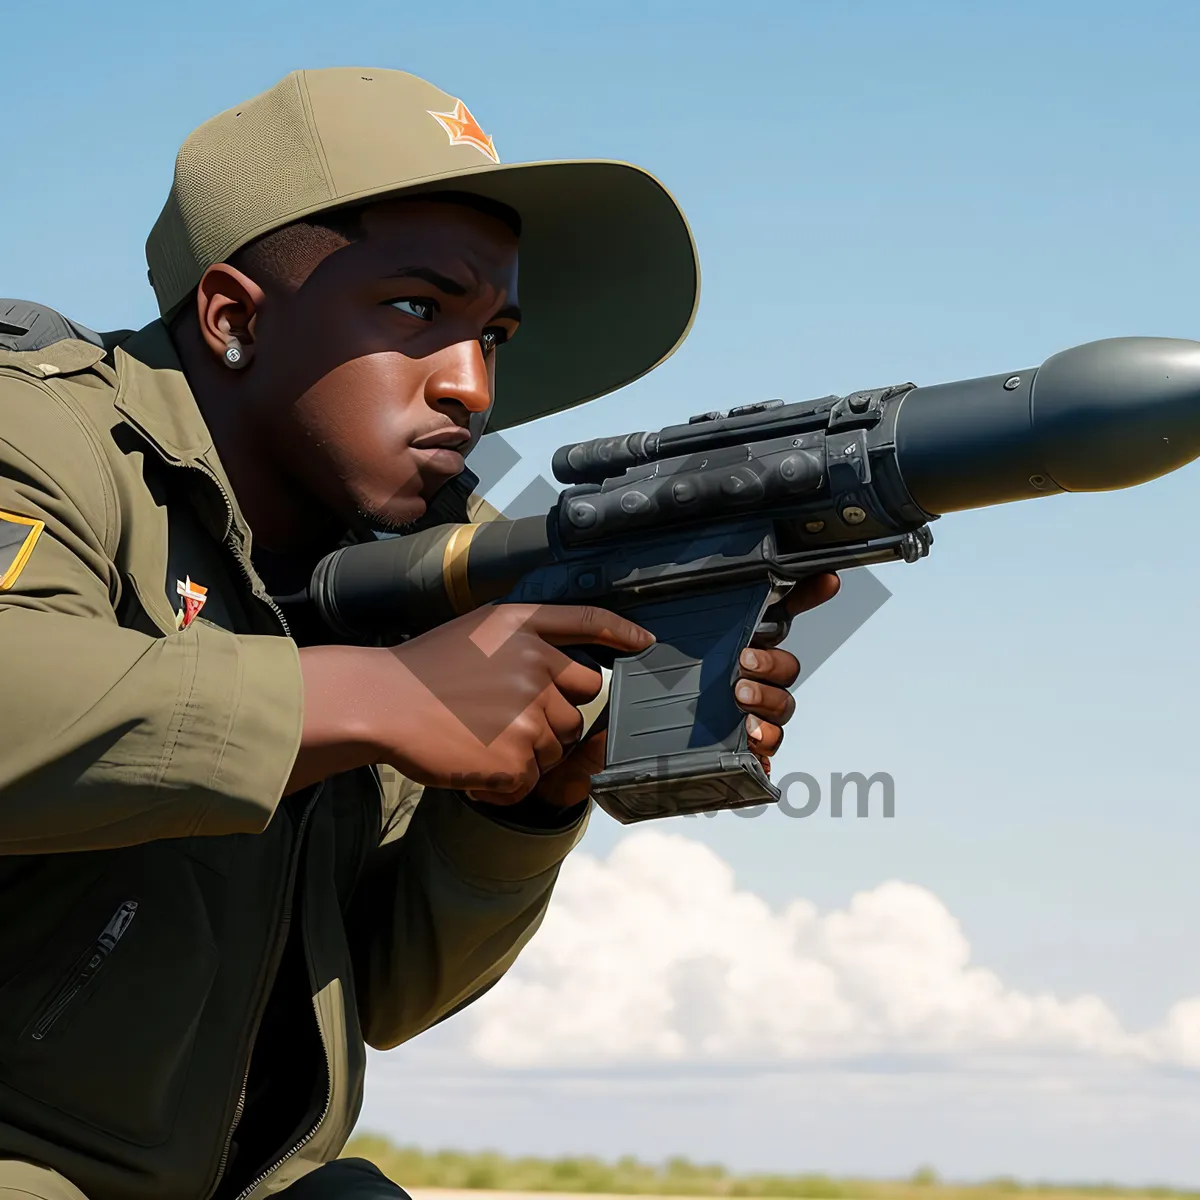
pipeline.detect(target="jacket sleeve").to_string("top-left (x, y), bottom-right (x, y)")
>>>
top-left (347, 775), bottom-right (588, 1051)
top-left (0, 369), bottom-right (304, 855)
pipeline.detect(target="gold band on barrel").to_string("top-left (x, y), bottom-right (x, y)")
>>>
top-left (441, 524), bottom-right (479, 615)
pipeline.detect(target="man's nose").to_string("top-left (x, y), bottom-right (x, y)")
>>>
top-left (424, 339), bottom-right (492, 417)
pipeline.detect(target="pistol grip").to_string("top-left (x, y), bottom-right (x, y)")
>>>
top-left (590, 581), bottom-right (780, 823)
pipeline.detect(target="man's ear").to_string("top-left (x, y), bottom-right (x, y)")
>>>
top-left (194, 263), bottom-right (267, 368)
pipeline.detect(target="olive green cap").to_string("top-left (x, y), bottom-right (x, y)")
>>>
top-left (145, 67), bottom-right (700, 431)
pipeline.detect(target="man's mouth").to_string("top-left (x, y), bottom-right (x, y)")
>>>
top-left (409, 425), bottom-right (471, 478)
top-left (410, 426), bottom-right (472, 451)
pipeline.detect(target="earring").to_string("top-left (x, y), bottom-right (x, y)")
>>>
top-left (223, 338), bottom-right (248, 369)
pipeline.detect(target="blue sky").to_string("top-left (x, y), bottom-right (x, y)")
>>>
top-left (5, 0), bottom-right (1200, 1184)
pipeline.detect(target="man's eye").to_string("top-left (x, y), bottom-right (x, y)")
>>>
top-left (388, 298), bottom-right (436, 321)
top-left (481, 327), bottom-right (509, 353)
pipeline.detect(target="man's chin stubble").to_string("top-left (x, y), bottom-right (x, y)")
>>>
top-left (354, 504), bottom-right (419, 536)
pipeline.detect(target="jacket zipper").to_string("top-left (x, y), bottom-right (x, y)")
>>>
top-left (225, 763), bottom-right (389, 1198)
top-left (160, 458), bottom-right (313, 1198)
top-left (30, 901), bottom-right (139, 1041)
top-left (193, 463), bottom-right (292, 638)
top-left (156, 457), bottom-right (333, 1198)
top-left (230, 995), bottom-right (333, 1200)
top-left (155, 456), bottom-right (292, 640)
top-left (210, 787), bottom-right (323, 1193)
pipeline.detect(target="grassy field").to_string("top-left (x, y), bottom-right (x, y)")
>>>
top-left (342, 1136), bottom-right (1199, 1200)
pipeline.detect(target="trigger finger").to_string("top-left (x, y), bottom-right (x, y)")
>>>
top-left (543, 688), bottom-right (586, 752)
top-left (751, 604), bottom-right (789, 649)
top-left (786, 573), bottom-right (840, 615)
top-left (551, 656), bottom-right (604, 707)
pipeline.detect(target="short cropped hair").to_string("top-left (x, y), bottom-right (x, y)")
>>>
top-left (228, 191), bottom-right (522, 292)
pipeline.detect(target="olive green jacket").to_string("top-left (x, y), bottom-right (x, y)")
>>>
top-left (0, 319), bottom-right (587, 1200)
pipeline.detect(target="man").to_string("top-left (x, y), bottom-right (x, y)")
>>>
top-left (0, 69), bottom-right (835, 1199)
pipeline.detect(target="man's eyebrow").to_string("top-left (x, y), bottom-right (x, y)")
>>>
top-left (384, 266), bottom-right (520, 322)
top-left (384, 266), bottom-right (469, 295)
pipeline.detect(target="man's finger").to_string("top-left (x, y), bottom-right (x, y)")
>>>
top-left (533, 728), bottom-right (609, 808)
top-left (542, 687), bottom-right (587, 753)
top-left (734, 680), bottom-right (796, 724)
top-left (464, 763), bottom-right (539, 806)
top-left (746, 716), bottom-right (783, 757)
top-left (528, 706), bottom-right (571, 775)
top-left (738, 646), bottom-right (800, 688)
top-left (548, 655), bottom-right (606, 706)
top-left (784, 572), bottom-right (841, 617)
top-left (525, 604), bottom-right (655, 655)
top-left (750, 574), bottom-right (840, 648)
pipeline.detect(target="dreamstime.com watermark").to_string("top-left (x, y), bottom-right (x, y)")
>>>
top-left (404, 767), bottom-right (897, 820)
top-left (684, 771), bottom-right (896, 819)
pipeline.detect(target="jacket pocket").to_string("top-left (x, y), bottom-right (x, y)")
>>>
top-left (0, 852), bottom-right (220, 1148)
top-left (27, 900), bottom-right (139, 1042)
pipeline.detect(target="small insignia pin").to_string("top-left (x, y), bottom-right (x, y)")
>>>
top-left (175, 576), bottom-right (208, 630)
top-left (427, 99), bottom-right (500, 163)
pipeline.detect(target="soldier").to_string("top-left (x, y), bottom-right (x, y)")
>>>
top-left (0, 69), bottom-right (835, 1199)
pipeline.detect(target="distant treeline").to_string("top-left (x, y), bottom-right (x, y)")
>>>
top-left (342, 1135), bottom-right (1199, 1200)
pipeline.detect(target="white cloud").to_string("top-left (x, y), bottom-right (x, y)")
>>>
top-left (466, 832), bottom-right (1200, 1071)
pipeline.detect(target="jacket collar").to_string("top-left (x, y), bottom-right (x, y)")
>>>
top-left (112, 320), bottom-right (250, 549)
top-left (112, 319), bottom-right (216, 463)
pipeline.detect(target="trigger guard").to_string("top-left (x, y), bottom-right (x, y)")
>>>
top-left (751, 578), bottom-right (796, 648)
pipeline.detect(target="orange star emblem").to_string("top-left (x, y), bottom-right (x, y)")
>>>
top-left (427, 99), bottom-right (500, 164)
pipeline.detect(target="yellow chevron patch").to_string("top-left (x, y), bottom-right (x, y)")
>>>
top-left (0, 511), bottom-right (45, 590)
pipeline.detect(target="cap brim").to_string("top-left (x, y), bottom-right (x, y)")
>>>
top-left (331, 158), bottom-right (700, 432)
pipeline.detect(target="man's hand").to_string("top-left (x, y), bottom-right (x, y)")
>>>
top-left (286, 604), bottom-right (652, 797)
top-left (529, 572), bottom-right (842, 809)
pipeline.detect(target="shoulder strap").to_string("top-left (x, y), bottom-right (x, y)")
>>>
top-left (0, 299), bottom-right (106, 352)
top-left (0, 299), bottom-right (134, 379)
